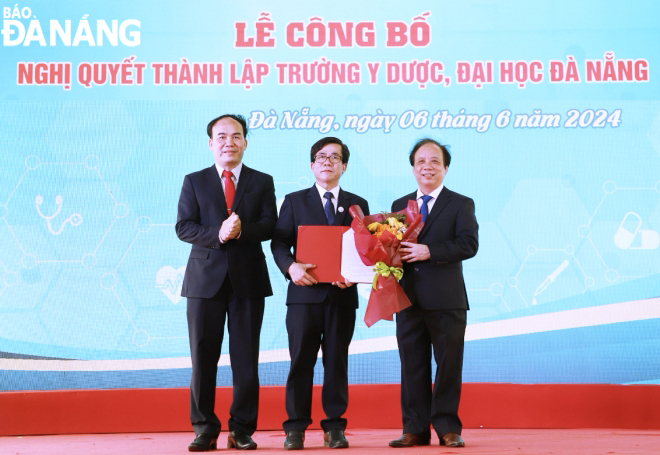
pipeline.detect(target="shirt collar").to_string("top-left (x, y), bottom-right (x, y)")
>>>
top-left (215, 161), bottom-right (243, 181)
top-left (416, 184), bottom-right (444, 201)
top-left (316, 183), bottom-right (340, 201)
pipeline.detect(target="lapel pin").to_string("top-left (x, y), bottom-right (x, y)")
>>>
top-left (338, 206), bottom-right (344, 213)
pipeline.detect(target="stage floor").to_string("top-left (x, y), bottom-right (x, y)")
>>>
top-left (4, 428), bottom-right (660, 455)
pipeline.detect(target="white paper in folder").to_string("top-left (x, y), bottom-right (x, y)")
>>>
top-left (340, 229), bottom-right (374, 284)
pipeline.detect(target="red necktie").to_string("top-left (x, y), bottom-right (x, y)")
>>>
top-left (222, 170), bottom-right (235, 214)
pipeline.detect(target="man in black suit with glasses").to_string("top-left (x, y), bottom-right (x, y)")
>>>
top-left (271, 137), bottom-right (369, 450)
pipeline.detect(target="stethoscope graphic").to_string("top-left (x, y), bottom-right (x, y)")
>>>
top-left (35, 195), bottom-right (83, 235)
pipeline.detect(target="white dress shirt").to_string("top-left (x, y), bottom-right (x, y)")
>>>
top-left (315, 183), bottom-right (340, 214)
top-left (216, 161), bottom-right (242, 190)
top-left (416, 184), bottom-right (444, 214)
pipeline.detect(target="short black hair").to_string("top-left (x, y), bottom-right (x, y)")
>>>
top-left (207, 114), bottom-right (248, 139)
top-left (409, 138), bottom-right (451, 167)
top-left (310, 137), bottom-right (350, 164)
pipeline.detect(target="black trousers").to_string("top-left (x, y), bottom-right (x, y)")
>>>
top-left (283, 301), bottom-right (356, 432)
top-left (187, 276), bottom-right (264, 436)
top-left (395, 306), bottom-right (467, 437)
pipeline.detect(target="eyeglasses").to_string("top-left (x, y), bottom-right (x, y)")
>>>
top-left (314, 154), bottom-right (343, 164)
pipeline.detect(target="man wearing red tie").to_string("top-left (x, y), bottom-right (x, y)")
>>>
top-left (176, 114), bottom-right (277, 451)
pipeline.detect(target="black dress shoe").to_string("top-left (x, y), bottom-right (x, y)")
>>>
top-left (324, 429), bottom-right (349, 449)
top-left (227, 430), bottom-right (257, 450)
top-left (188, 434), bottom-right (218, 452)
top-left (284, 431), bottom-right (305, 450)
top-left (388, 433), bottom-right (431, 447)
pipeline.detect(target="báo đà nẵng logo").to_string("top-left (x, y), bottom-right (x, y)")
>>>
top-left (2, 4), bottom-right (140, 46)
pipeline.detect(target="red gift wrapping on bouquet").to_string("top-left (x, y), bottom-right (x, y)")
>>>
top-left (349, 200), bottom-right (424, 327)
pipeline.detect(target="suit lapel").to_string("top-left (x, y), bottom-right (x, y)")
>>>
top-left (335, 189), bottom-right (351, 226)
top-left (394, 191), bottom-right (417, 212)
top-left (232, 165), bottom-right (252, 213)
top-left (420, 188), bottom-right (452, 236)
top-left (306, 186), bottom-right (329, 225)
top-left (204, 166), bottom-right (228, 216)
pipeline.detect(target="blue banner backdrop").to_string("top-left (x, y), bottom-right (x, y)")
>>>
top-left (1, 1), bottom-right (659, 390)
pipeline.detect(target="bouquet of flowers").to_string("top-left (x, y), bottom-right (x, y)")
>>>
top-left (348, 200), bottom-right (424, 327)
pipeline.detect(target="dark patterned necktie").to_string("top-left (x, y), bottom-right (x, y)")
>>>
top-left (324, 191), bottom-right (335, 225)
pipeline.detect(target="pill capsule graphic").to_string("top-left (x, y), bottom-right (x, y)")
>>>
top-left (614, 212), bottom-right (642, 249)
top-left (633, 229), bottom-right (660, 250)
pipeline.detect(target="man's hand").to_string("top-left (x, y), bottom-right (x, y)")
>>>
top-left (232, 214), bottom-right (241, 237)
top-left (288, 262), bottom-right (318, 286)
top-left (219, 213), bottom-right (241, 242)
top-left (332, 280), bottom-right (354, 289)
top-left (400, 241), bottom-right (430, 262)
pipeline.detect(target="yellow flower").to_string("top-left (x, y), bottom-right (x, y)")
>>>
top-left (367, 221), bottom-right (381, 232)
top-left (367, 216), bottom-right (408, 240)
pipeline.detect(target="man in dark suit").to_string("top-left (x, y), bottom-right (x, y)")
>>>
top-left (388, 138), bottom-right (478, 449)
top-left (176, 114), bottom-right (277, 452)
top-left (271, 137), bottom-right (369, 450)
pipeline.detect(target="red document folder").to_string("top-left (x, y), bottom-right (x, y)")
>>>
top-left (296, 225), bottom-right (350, 283)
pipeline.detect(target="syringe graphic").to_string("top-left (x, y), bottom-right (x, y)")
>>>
top-left (532, 259), bottom-right (569, 305)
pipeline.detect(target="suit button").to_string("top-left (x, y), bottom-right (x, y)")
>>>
top-left (414, 267), bottom-right (419, 272)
